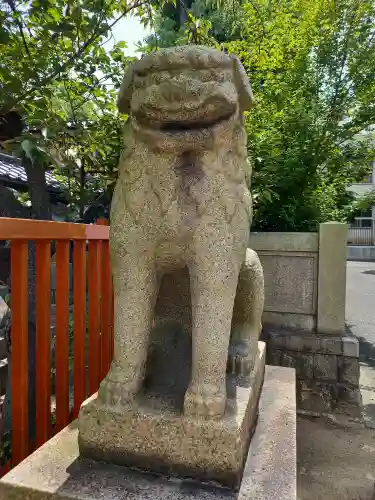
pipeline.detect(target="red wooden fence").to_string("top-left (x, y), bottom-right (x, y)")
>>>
top-left (0, 217), bottom-right (113, 473)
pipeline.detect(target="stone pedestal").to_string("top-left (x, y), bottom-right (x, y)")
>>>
top-left (78, 342), bottom-right (266, 490)
top-left (0, 366), bottom-right (296, 500)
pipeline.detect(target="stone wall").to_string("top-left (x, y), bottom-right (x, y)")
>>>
top-left (347, 245), bottom-right (375, 261)
top-left (265, 330), bottom-right (361, 418)
top-left (248, 231), bottom-right (318, 332)
top-left (253, 222), bottom-right (361, 419)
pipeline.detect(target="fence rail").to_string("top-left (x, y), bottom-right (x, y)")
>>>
top-left (348, 220), bottom-right (375, 246)
top-left (0, 217), bottom-right (113, 474)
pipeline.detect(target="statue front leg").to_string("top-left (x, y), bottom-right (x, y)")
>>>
top-left (99, 256), bottom-right (157, 408)
top-left (184, 255), bottom-right (241, 419)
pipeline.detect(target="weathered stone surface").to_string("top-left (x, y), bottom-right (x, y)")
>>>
top-left (249, 231), bottom-right (318, 252)
top-left (338, 357), bottom-right (360, 386)
top-left (240, 365), bottom-right (296, 500)
top-left (259, 254), bottom-right (316, 314)
top-left (79, 343), bottom-right (265, 490)
top-left (337, 384), bottom-right (362, 406)
top-left (335, 393), bottom-right (363, 418)
top-left (298, 380), bottom-right (337, 414)
top-left (268, 330), bottom-right (345, 354)
top-left (266, 331), bottom-right (361, 417)
top-left (289, 333), bottom-right (321, 352)
top-left (281, 351), bottom-right (313, 380)
top-left (0, 366), bottom-right (296, 500)
top-left (313, 354), bottom-right (338, 381)
top-left (267, 348), bottom-right (283, 366)
top-left (319, 336), bottom-right (342, 356)
top-left (263, 311), bottom-right (316, 331)
top-left (281, 351), bottom-right (297, 369)
top-left (317, 222), bottom-right (347, 335)
top-left (342, 336), bottom-right (359, 358)
top-left (298, 353), bottom-right (314, 380)
top-left (95, 45), bottom-right (264, 422)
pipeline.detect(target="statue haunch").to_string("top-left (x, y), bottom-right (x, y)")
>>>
top-left (99, 45), bottom-right (264, 419)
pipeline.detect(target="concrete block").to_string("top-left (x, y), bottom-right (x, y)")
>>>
top-left (297, 380), bottom-right (335, 413)
top-left (319, 336), bottom-right (342, 356)
top-left (334, 400), bottom-right (363, 419)
top-left (278, 350), bottom-right (313, 380)
top-left (249, 231), bottom-right (318, 252)
top-left (295, 334), bottom-right (321, 353)
top-left (337, 384), bottom-right (362, 406)
top-left (347, 245), bottom-right (375, 261)
top-left (298, 353), bottom-right (314, 380)
top-left (317, 222), bottom-right (347, 335)
top-left (263, 312), bottom-right (316, 332)
top-left (266, 330), bottom-right (343, 355)
top-left (281, 351), bottom-right (297, 369)
top-left (342, 337), bottom-right (359, 358)
top-left (286, 334), bottom-right (309, 352)
top-left (0, 366), bottom-right (297, 500)
top-left (260, 254), bottom-right (316, 315)
top-left (314, 354), bottom-right (338, 381)
top-left (298, 380), bottom-right (337, 414)
top-left (338, 357), bottom-right (360, 386)
top-left (267, 349), bottom-right (283, 366)
top-left (268, 332), bottom-right (288, 350)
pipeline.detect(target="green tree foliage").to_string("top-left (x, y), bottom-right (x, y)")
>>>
top-left (0, 0), bottom-right (168, 218)
top-left (146, 0), bottom-right (375, 231)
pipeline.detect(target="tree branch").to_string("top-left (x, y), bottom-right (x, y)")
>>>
top-left (6, 0), bottom-right (32, 60)
top-left (3, 0), bottom-right (146, 113)
top-left (63, 80), bottom-right (77, 124)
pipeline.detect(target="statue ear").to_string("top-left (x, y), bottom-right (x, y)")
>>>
top-left (232, 56), bottom-right (255, 112)
top-left (117, 63), bottom-right (135, 114)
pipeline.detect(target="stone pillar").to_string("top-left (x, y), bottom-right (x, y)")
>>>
top-left (317, 222), bottom-right (347, 335)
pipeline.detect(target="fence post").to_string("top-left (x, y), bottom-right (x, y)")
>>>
top-left (11, 241), bottom-right (29, 466)
top-left (317, 222), bottom-right (347, 335)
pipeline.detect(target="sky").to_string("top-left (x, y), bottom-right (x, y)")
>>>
top-left (106, 16), bottom-right (152, 57)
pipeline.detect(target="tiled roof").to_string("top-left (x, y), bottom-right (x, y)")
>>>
top-left (0, 153), bottom-right (63, 190)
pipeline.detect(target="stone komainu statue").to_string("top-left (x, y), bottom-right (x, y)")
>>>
top-left (99, 45), bottom-right (264, 419)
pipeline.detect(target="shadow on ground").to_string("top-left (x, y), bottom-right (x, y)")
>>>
top-left (360, 361), bottom-right (375, 430)
top-left (298, 416), bottom-right (375, 500)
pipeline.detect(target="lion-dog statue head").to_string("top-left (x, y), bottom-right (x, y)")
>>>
top-left (98, 45), bottom-right (264, 420)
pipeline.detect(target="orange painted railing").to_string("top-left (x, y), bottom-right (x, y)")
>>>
top-left (0, 217), bottom-right (113, 473)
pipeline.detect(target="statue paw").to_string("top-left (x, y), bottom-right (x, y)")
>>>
top-left (98, 364), bottom-right (139, 408)
top-left (228, 341), bottom-right (254, 377)
top-left (183, 383), bottom-right (226, 419)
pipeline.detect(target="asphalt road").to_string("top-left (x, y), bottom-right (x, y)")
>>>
top-left (346, 261), bottom-right (375, 346)
top-left (346, 261), bottom-right (375, 427)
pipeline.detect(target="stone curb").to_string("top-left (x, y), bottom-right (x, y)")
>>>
top-left (266, 330), bottom-right (359, 357)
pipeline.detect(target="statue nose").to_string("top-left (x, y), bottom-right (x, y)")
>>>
top-left (160, 78), bottom-right (204, 101)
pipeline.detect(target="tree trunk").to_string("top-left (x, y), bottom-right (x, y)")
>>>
top-left (79, 160), bottom-right (86, 219)
top-left (177, 0), bottom-right (188, 26)
top-left (23, 157), bottom-right (51, 221)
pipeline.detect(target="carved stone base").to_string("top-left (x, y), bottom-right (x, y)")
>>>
top-left (78, 342), bottom-right (266, 490)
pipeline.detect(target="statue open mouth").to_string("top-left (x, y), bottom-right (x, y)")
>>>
top-left (135, 109), bottom-right (235, 133)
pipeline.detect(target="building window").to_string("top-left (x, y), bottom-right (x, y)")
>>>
top-left (358, 174), bottom-right (373, 183)
top-left (359, 209), bottom-right (373, 218)
top-left (360, 218), bottom-right (373, 228)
